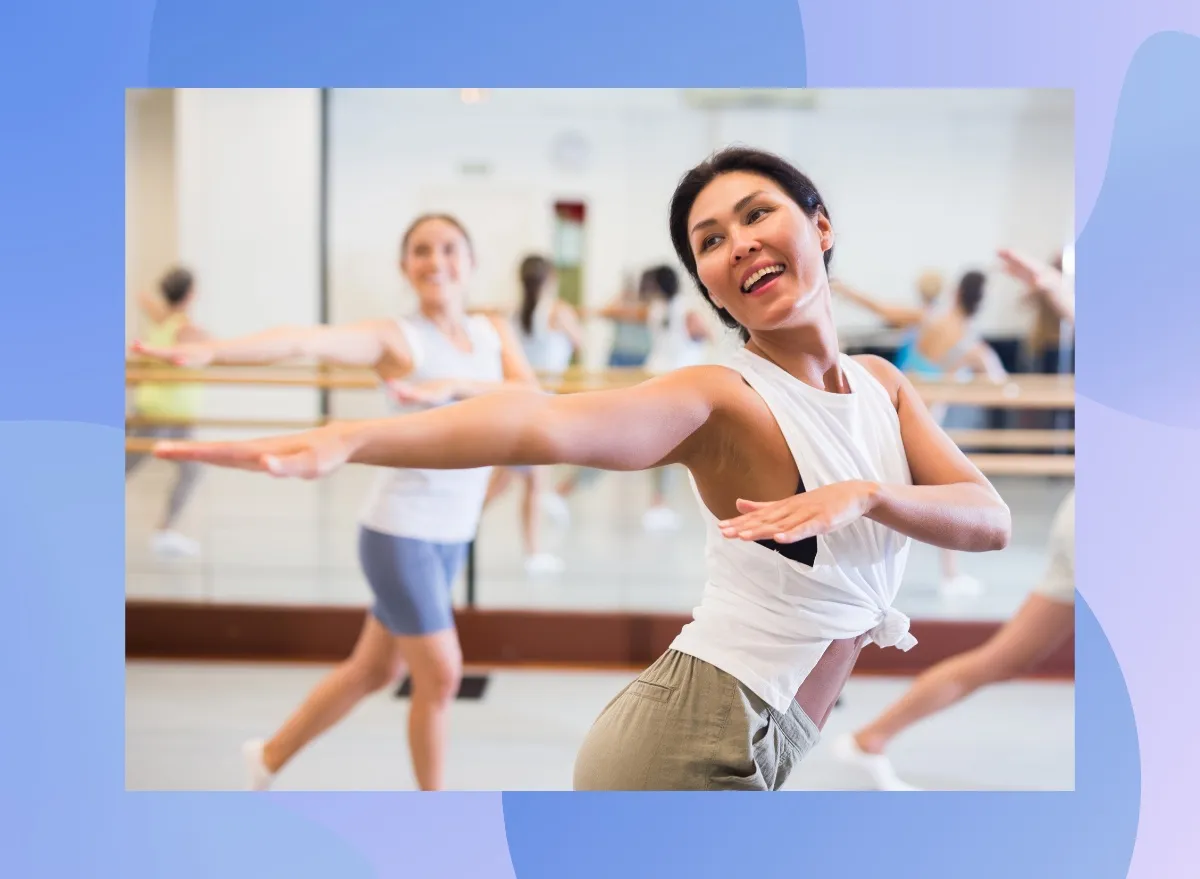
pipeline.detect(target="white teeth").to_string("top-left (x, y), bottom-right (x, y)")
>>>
top-left (742, 264), bottom-right (784, 292)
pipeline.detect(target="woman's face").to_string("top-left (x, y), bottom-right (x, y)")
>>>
top-left (686, 171), bottom-right (833, 335)
top-left (400, 218), bottom-right (473, 309)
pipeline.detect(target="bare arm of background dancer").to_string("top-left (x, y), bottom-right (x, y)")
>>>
top-left (155, 357), bottom-right (1011, 552)
top-left (131, 315), bottom-right (539, 398)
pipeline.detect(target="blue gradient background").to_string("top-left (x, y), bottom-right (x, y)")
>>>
top-left (1, 0), bottom-right (1195, 876)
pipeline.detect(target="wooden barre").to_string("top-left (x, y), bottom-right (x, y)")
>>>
top-left (946, 429), bottom-right (1075, 449)
top-left (125, 367), bottom-right (1074, 408)
top-left (125, 359), bottom-right (1073, 387)
top-left (125, 435), bottom-right (1073, 477)
top-left (127, 416), bottom-right (1076, 451)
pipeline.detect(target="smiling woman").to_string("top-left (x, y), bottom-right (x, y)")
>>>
top-left (152, 146), bottom-right (1011, 791)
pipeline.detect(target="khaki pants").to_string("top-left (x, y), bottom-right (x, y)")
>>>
top-left (573, 650), bottom-right (820, 791)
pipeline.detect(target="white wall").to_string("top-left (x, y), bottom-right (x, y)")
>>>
top-left (327, 88), bottom-right (1074, 358)
top-left (125, 89), bottom-right (179, 347)
top-left (174, 88), bottom-right (322, 425)
top-left (139, 89), bottom-right (1072, 424)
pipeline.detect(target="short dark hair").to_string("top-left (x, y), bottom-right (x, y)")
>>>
top-left (644, 264), bottom-right (680, 300)
top-left (957, 270), bottom-right (986, 317)
top-left (159, 267), bottom-right (194, 305)
top-left (669, 147), bottom-right (832, 341)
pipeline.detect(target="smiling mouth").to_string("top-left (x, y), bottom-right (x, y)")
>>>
top-left (742, 264), bottom-right (785, 293)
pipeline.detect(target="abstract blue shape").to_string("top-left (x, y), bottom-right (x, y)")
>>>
top-left (118, 797), bottom-right (377, 879)
top-left (503, 594), bottom-right (1137, 879)
top-left (1076, 31), bottom-right (1200, 427)
top-left (147, 0), bottom-right (806, 86)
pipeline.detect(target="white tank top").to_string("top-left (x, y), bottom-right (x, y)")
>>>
top-left (669, 349), bottom-right (915, 712)
top-left (357, 313), bottom-right (504, 542)
top-left (645, 296), bottom-right (706, 374)
top-left (518, 297), bottom-right (574, 375)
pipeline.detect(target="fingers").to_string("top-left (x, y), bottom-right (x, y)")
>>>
top-left (734, 498), bottom-right (771, 513)
top-left (722, 515), bottom-right (819, 543)
top-left (263, 450), bottom-right (323, 480)
top-left (154, 440), bottom-right (266, 470)
top-left (131, 341), bottom-right (186, 365)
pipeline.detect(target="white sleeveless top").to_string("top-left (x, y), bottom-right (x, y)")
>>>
top-left (669, 349), bottom-right (915, 712)
top-left (645, 296), bottom-right (706, 374)
top-left (358, 313), bottom-right (504, 542)
top-left (518, 297), bottom-right (574, 375)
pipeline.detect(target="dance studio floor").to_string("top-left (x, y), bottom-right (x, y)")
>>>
top-left (126, 453), bottom-right (1075, 791)
top-left (125, 660), bottom-right (1073, 791)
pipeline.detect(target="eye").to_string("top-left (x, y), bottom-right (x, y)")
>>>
top-left (698, 234), bottom-right (722, 252)
top-left (746, 206), bottom-right (772, 224)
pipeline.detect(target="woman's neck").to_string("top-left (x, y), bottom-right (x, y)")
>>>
top-left (419, 301), bottom-right (465, 330)
top-left (746, 304), bottom-right (847, 394)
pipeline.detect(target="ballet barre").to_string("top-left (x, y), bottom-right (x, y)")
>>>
top-left (123, 434), bottom-right (1074, 477)
top-left (125, 364), bottom-right (1075, 408)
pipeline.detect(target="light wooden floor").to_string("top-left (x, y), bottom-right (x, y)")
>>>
top-left (125, 660), bottom-right (1074, 791)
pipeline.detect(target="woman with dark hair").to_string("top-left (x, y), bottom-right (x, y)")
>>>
top-left (134, 213), bottom-right (540, 791)
top-left (833, 248), bottom-right (1074, 791)
top-left (889, 269), bottom-right (1007, 597)
top-left (893, 270), bottom-right (1004, 381)
top-left (154, 148), bottom-right (1010, 791)
top-left (483, 254), bottom-right (582, 574)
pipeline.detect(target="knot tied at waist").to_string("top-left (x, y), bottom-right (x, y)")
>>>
top-left (867, 606), bottom-right (917, 651)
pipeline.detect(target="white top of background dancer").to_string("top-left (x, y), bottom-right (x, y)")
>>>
top-left (671, 348), bottom-right (915, 713)
top-left (358, 313), bottom-right (504, 542)
top-left (518, 294), bottom-right (575, 375)
top-left (644, 266), bottom-right (710, 374)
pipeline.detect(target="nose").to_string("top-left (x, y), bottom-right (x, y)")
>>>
top-left (729, 229), bottom-right (760, 263)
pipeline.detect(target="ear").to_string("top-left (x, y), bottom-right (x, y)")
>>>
top-left (815, 212), bottom-right (835, 254)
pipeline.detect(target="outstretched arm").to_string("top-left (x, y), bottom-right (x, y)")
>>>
top-left (997, 249), bottom-right (1074, 324)
top-left (131, 319), bottom-right (413, 373)
top-left (831, 280), bottom-right (927, 328)
top-left (155, 367), bottom-right (721, 478)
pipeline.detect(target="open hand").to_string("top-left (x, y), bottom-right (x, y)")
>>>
top-left (131, 339), bottom-right (216, 368)
top-left (718, 480), bottom-right (879, 544)
top-left (386, 379), bottom-right (459, 407)
top-left (997, 249), bottom-right (1056, 289)
top-left (154, 425), bottom-right (355, 480)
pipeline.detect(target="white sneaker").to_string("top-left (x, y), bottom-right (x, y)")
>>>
top-left (242, 739), bottom-right (275, 791)
top-left (151, 530), bottom-right (200, 558)
top-left (540, 492), bottom-right (571, 526)
top-left (525, 553), bottom-right (565, 575)
top-left (831, 733), bottom-right (921, 791)
top-left (939, 574), bottom-right (984, 597)
top-left (642, 506), bottom-right (681, 532)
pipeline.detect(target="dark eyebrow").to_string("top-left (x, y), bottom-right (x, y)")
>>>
top-left (690, 190), bottom-right (767, 235)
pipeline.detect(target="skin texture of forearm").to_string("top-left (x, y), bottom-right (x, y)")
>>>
top-left (866, 481), bottom-right (1011, 551)
top-left (346, 376), bottom-right (714, 474)
top-left (209, 325), bottom-right (384, 366)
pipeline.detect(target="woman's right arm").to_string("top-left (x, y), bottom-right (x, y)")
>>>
top-left (155, 366), bottom-right (725, 478)
top-left (132, 319), bottom-right (412, 371)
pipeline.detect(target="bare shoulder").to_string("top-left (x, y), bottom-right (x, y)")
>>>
top-left (851, 354), bottom-right (904, 406)
top-left (484, 311), bottom-right (519, 339)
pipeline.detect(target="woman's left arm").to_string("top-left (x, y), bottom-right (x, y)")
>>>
top-left (716, 355), bottom-right (1011, 552)
top-left (858, 355), bottom-right (1011, 551)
